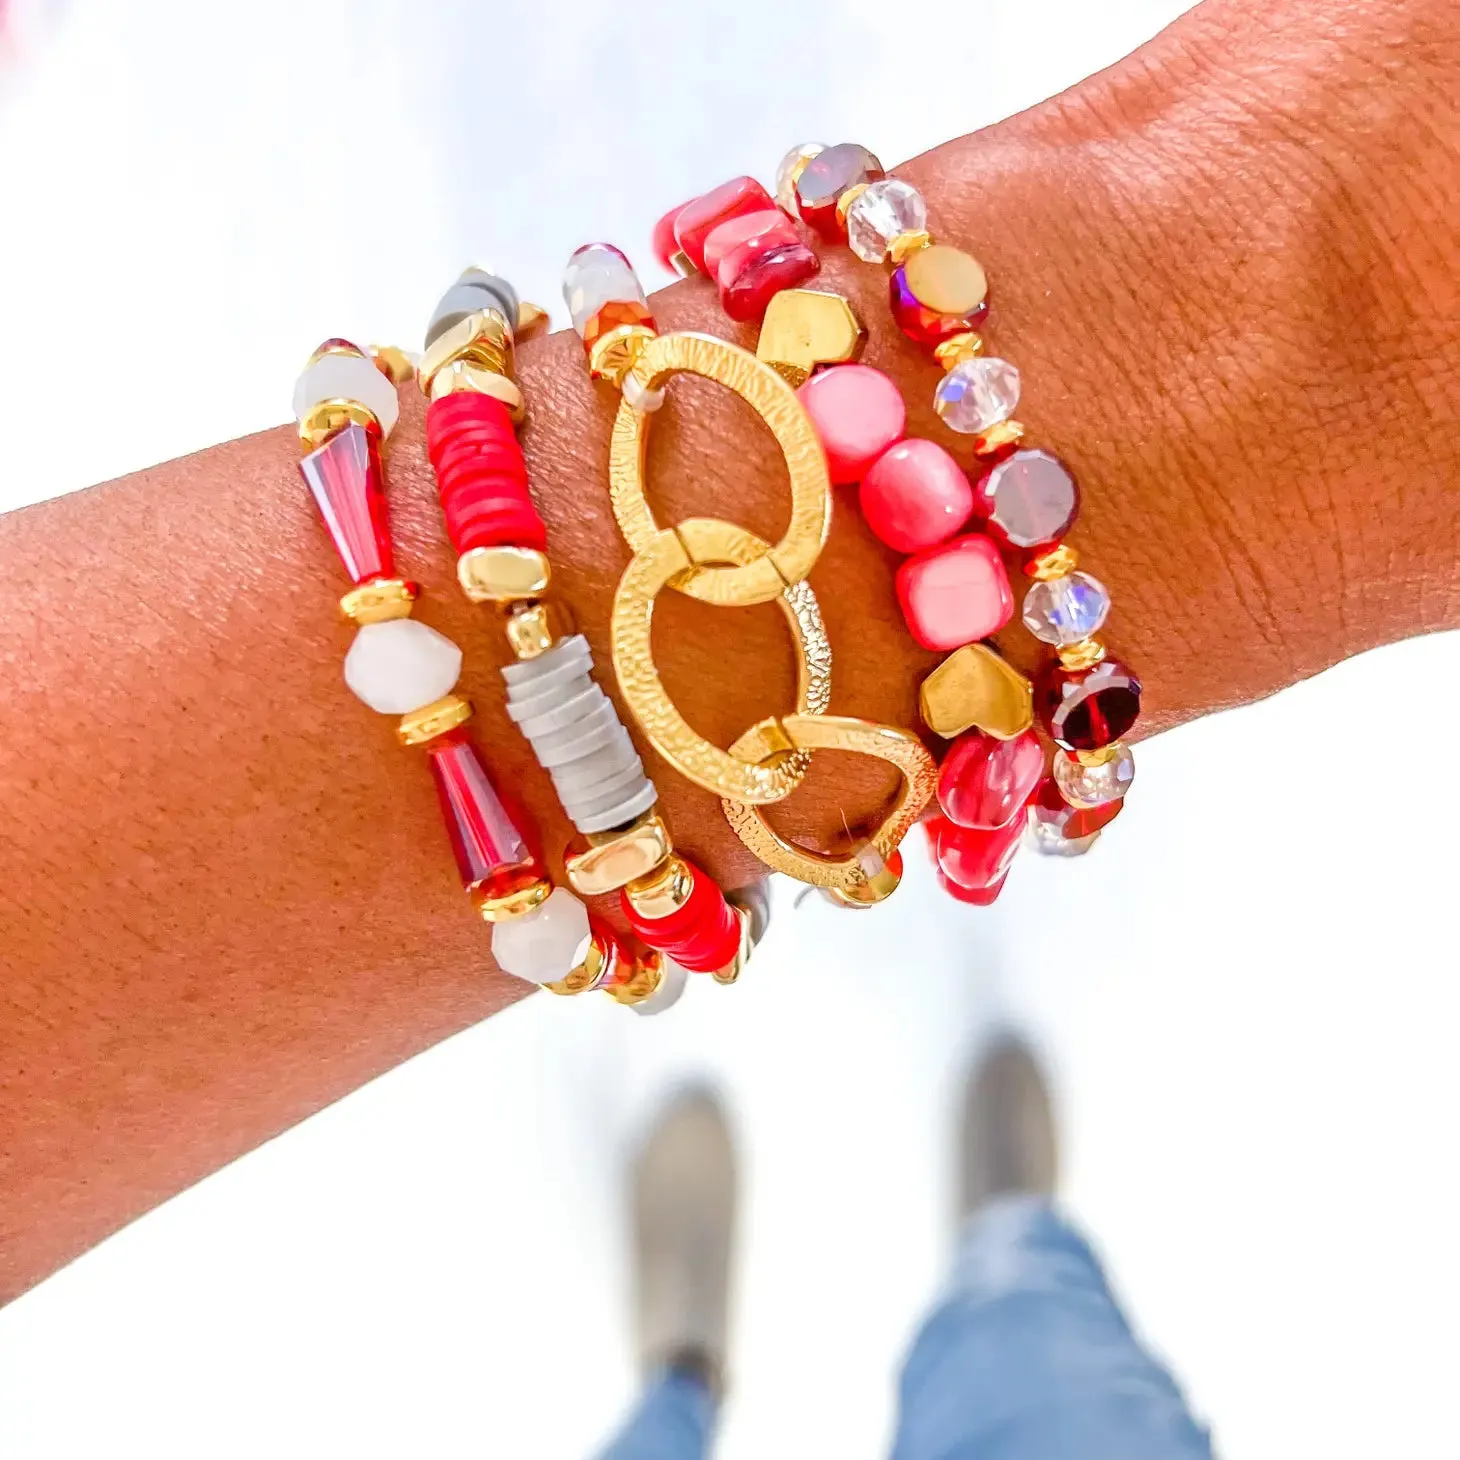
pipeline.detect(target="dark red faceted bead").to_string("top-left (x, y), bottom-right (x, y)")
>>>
top-left (794, 143), bottom-right (884, 238)
top-left (973, 449), bottom-right (1080, 554)
top-left (298, 420), bottom-right (393, 584)
top-left (937, 729), bottom-right (1045, 830)
top-left (929, 814), bottom-right (1025, 892)
top-left (427, 734), bottom-right (542, 891)
top-left (1030, 777), bottom-right (1123, 840)
top-left (673, 176), bottom-right (777, 273)
top-left (718, 241), bottom-right (819, 321)
top-left (1038, 657), bottom-right (1143, 751)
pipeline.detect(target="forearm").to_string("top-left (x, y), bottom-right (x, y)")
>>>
top-left (2, 0), bottom-right (1457, 1298)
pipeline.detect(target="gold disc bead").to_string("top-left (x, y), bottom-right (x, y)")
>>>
top-left (545, 927), bottom-right (616, 996)
top-left (504, 600), bottom-right (571, 661)
top-left (416, 308), bottom-right (514, 396)
top-left (933, 332), bottom-right (985, 371)
top-left (605, 950), bottom-right (666, 1007)
top-left (589, 323), bottom-right (657, 385)
top-left (625, 855), bottom-right (695, 920)
top-left (397, 693), bottom-right (473, 747)
top-left (973, 419), bottom-right (1026, 458)
top-left (368, 345), bottom-right (417, 386)
top-left (428, 360), bottom-right (526, 421)
top-left (1076, 743), bottom-right (1125, 768)
top-left (472, 877), bottom-right (553, 923)
top-left (1057, 638), bottom-right (1107, 672)
top-left (1026, 543), bottom-right (1079, 580)
top-left (299, 398), bottom-right (380, 451)
top-left (339, 577), bottom-right (417, 624)
top-left (887, 229), bottom-right (935, 266)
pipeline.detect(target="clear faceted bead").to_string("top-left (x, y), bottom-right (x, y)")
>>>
top-left (491, 886), bottom-right (592, 985)
top-left (1025, 814), bottom-right (1102, 858)
top-left (1022, 570), bottom-right (1111, 646)
top-left (846, 178), bottom-right (927, 262)
top-left (934, 357), bottom-right (1020, 434)
top-left (774, 141), bottom-right (825, 213)
top-left (1053, 745), bottom-right (1135, 808)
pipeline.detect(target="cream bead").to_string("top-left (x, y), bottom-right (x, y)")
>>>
top-left (292, 351), bottom-right (401, 438)
top-left (343, 619), bottom-right (462, 715)
top-left (491, 887), bottom-right (591, 985)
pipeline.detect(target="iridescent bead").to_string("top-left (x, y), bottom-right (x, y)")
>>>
top-left (974, 449), bottom-right (1079, 554)
top-left (1053, 745), bottom-right (1135, 808)
top-left (937, 729), bottom-right (1044, 830)
top-left (775, 142), bottom-right (825, 213)
top-left (673, 176), bottom-right (777, 273)
top-left (1022, 570), bottom-right (1110, 647)
top-left (794, 142), bottom-right (884, 238)
top-left (1038, 658), bottom-right (1142, 751)
top-left (934, 357), bottom-right (1020, 434)
top-left (299, 422), bottom-right (392, 584)
top-left (1027, 777), bottom-right (1121, 844)
top-left (846, 178), bottom-right (927, 263)
top-left (427, 733), bottom-right (544, 893)
top-left (562, 243), bottom-right (653, 344)
top-left (896, 533), bottom-right (1013, 651)
top-left (889, 244), bottom-right (988, 347)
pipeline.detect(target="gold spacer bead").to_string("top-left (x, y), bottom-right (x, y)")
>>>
top-left (515, 301), bottom-right (551, 339)
top-left (545, 929), bottom-right (614, 996)
top-left (472, 877), bottom-right (552, 923)
top-left (933, 332), bottom-right (985, 372)
top-left (299, 398), bottom-right (379, 451)
top-left (887, 229), bottom-right (935, 266)
top-left (605, 949), bottom-right (665, 1007)
top-left (835, 181), bottom-right (870, 228)
top-left (669, 249), bottom-right (698, 278)
top-left (1075, 742), bottom-right (1124, 767)
top-left (624, 855), bottom-right (695, 920)
top-left (307, 339), bottom-right (365, 367)
top-left (822, 846), bottom-right (904, 909)
top-left (457, 545), bottom-right (551, 604)
top-left (972, 419), bottom-right (1026, 457)
top-left (711, 905), bottom-right (753, 986)
top-left (504, 599), bottom-right (571, 661)
top-left (416, 308), bottom-right (514, 396)
top-left (397, 693), bottom-right (473, 747)
top-left (428, 360), bottom-right (525, 421)
top-left (1027, 544), bottom-right (1080, 581)
top-left (589, 323), bottom-right (657, 385)
top-left (368, 344), bottom-right (417, 386)
top-left (1058, 638), bottom-right (1107, 671)
top-left (339, 577), bottom-right (417, 624)
top-left (566, 810), bottom-right (674, 897)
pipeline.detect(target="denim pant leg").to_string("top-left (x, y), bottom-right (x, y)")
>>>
top-left (891, 1196), bottom-right (1214, 1460)
top-left (594, 1365), bottom-right (716, 1460)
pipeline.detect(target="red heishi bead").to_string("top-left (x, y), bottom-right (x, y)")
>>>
top-left (930, 814), bottom-right (1025, 891)
top-left (427, 735), bottom-right (543, 892)
top-left (299, 421), bottom-right (392, 584)
top-left (974, 449), bottom-right (1080, 554)
top-left (895, 533), bottom-right (1013, 651)
top-left (1030, 777), bottom-right (1123, 840)
top-left (718, 242), bottom-right (819, 321)
top-left (861, 438), bottom-right (974, 552)
top-left (938, 729), bottom-right (1045, 830)
top-left (705, 209), bottom-right (799, 277)
top-left (794, 143), bottom-right (884, 238)
top-left (889, 260), bottom-right (989, 347)
top-left (798, 364), bottom-right (906, 485)
top-left (1039, 658), bottom-right (1142, 751)
top-left (673, 176), bottom-right (777, 273)
top-left (652, 200), bottom-right (694, 269)
top-left (936, 867), bottom-right (1008, 906)
top-left (621, 858), bottom-right (740, 972)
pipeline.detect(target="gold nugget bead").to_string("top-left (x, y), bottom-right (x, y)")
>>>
top-left (515, 300), bottom-right (551, 339)
top-left (625, 855), bottom-right (696, 920)
top-left (920, 643), bottom-right (1034, 740)
top-left (1026, 543), bottom-right (1079, 580)
top-left (472, 877), bottom-right (553, 923)
top-left (972, 419), bottom-right (1026, 458)
top-left (933, 332), bottom-right (985, 371)
top-left (428, 360), bottom-right (525, 420)
top-left (565, 810), bottom-right (674, 897)
top-left (887, 229), bottom-right (934, 266)
top-left (299, 398), bottom-right (380, 451)
top-left (457, 545), bottom-right (551, 604)
top-left (340, 577), bottom-right (417, 624)
top-left (368, 345), bottom-right (417, 386)
top-left (416, 307), bottom-right (514, 396)
top-left (1057, 638), bottom-right (1107, 672)
top-left (504, 600), bottom-right (571, 661)
top-left (397, 693), bottom-right (473, 747)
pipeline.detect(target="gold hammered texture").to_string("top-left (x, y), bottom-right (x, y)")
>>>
top-left (609, 332), bottom-right (831, 608)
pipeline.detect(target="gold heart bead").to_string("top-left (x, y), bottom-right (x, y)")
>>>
top-left (756, 289), bottom-right (865, 387)
top-left (919, 643), bottom-right (1034, 740)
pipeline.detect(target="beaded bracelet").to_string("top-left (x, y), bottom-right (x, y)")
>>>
top-left (412, 268), bottom-right (761, 991)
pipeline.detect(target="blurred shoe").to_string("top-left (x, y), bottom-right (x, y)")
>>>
top-left (631, 1088), bottom-right (736, 1391)
top-left (958, 1033), bottom-right (1059, 1220)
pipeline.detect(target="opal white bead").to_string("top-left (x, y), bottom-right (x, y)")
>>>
top-left (562, 244), bottom-right (648, 339)
top-left (292, 351), bottom-right (400, 438)
top-left (634, 957), bottom-right (689, 1017)
top-left (491, 886), bottom-right (591, 985)
top-left (343, 619), bottom-right (462, 715)
top-left (774, 141), bottom-right (825, 214)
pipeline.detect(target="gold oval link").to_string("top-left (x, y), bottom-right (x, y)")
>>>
top-left (609, 332), bottom-right (832, 607)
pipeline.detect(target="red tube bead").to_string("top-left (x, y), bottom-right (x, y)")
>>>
top-left (621, 859), bottom-right (741, 973)
top-left (426, 392), bottom-right (547, 554)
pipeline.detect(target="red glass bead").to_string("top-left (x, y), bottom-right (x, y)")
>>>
top-left (895, 532), bottom-right (1014, 651)
top-left (937, 729), bottom-right (1044, 830)
top-left (798, 364), bottom-right (906, 485)
top-left (1038, 658), bottom-right (1142, 751)
top-left (889, 244), bottom-right (989, 347)
top-left (299, 421), bottom-right (393, 584)
top-left (581, 298), bottom-right (656, 349)
top-left (936, 867), bottom-right (1008, 906)
top-left (426, 392), bottom-right (547, 554)
top-left (929, 814), bottom-right (1025, 891)
top-left (704, 209), bottom-right (799, 277)
top-left (794, 143), bottom-right (884, 238)
top-left (427, 734), bottom-right (543, 893)
top-left (974, 449), bottom-right (1079, 554)
top-left (1029, 777), bottom-right (1123, 840)
top-left (860, 438), bottom-right (974, 553)
top-left (651, 200), bottom-right (693, 269)
top-left (718, 241), bottom-right (819, 321)
top-left (673, 176), bottom-right (778, 273)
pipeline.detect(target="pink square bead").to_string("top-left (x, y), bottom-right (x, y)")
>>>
top-left (860, 437), bottom-right (974, 553)
top-left (673, 176), bottom-right (777, 273)
top-left (895, 533), bottom-right (1013, 650)
top-left (704, 209), bottom-right (799, 278)
top-left (797, 364), bottom-right (906, 485)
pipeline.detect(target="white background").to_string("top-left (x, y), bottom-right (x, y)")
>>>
top-left (2, 2), bottom-right (1458, 1457)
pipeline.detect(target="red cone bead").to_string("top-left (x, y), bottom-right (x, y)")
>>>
top-left (798, 364), bottom-right (906, 485)
top-left (973, 449), bottom-right (1079, 554)
top-left (652, 200), bottom-right (693, 269)
top-left (299, 421), bottom-right (393, 584)
top-left (704, 209), bottom-right (799, 277)
top-left (929, 814), bottom-right (1025, 891)
top-left (895, 533), bottom-right (1014, 651)
top-left (427, 734), bottom-right (543, 893)
top-left (794, 143), bottom-right (884, 238)
top-left (861, 438), bottom-right (974, 552)
top-left (937, 729), bottom-right (1044, 830)
top-left (718, 241), bottom-right (819, 321)
top-left (936, 867), bottom-right (1008, 906)
top-left (1029, 777), bottom-right (1123, 840)
top-left (673, 176), bottom-right (778, 273)
top-left (1038, 658), bottom-right (1142, 751)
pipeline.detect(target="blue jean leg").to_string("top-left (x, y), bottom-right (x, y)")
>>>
top-left (594, 1365), bottom-right (716, 1460)
top-left (891, 1196), bottom-right (1214, 1460)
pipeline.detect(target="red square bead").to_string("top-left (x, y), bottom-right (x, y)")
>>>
top-left (895, 533), bottom-right (1013, 651)
top-left (673, 177), bottom-right (778, 273)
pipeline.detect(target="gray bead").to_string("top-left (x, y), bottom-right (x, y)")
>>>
top-left (561, 757), bottom-right (649, 822)
top-left (550, 730), bottom-right (641, 791)
top-left (535, 713), bottom-right (626, 770)
top-left (528, 697), bottom-right (618, 758)
top-left (502, 635), bottom-right (591, 685)
top-left (426, 272), bottom-right (521, 346)
top-left (575, 782), bottom-right (659, 836)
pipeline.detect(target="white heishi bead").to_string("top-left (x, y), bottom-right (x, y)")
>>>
top-left (933, 357), bottom-right (1021, 434)
top-left (634, 958), bottom-right (690, 1017)
top-left (774, 141), bottom-right (825, 213)
top-left (491, 887), bottom-right (592, 985)
top-left (846, 178), bottom-right (928, 263)
top-left (292, 351), bottom-right (400, 437)
top-left (343, 619), bottom-right (462, 715)
top-left (1053, 746), bottom-right (1135, 809)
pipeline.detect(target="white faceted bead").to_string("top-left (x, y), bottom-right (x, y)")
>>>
top-left (492, 887), bottom-right (592, 985)
top-left (933, 357), bottom-right (1021, 434)
top-left (292, 351), bottom-right (400, 437)
top-left (1025, 813), bottom-right (1102, 858)
top-left (634, 958), bottom-right (690, 1017)
top-left (1053, 746), bottom-right (1135, 809)
top-left (1022, 570), bottom-right (1111, 647)
top-left (846, 178), bottom-right (928, 263)
top-left (562, 244), bottom-right (647, 338)
top-left (774, 141), bottom-right (825, 213)
top-left (343, 619), bottom-right (462, 715)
